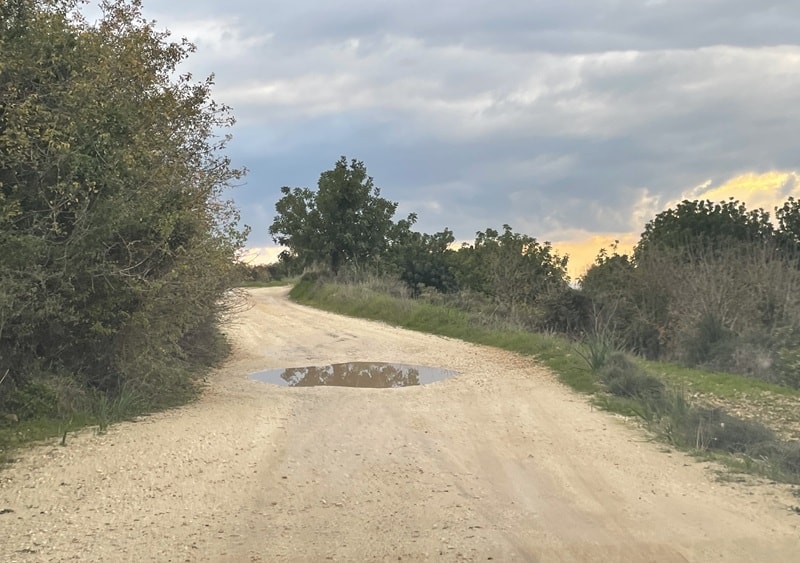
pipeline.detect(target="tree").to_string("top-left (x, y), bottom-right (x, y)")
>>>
top-left (581, 202), bottom-right (800, 370)
top-left (451, 225), bottom-right (569, 313)
top-left (776, 196), bottom-right (800, 257)
top-left (388, 227), bottom-right (456, 294)
top-left (270, 157), bottom-right (412, 273)
top-left (634, 198), bottom-right (774, 262)
top-left (0, 0), bottom-right (246, 408)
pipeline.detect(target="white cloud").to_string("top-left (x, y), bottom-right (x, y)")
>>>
top-left (239, 246), bottom-right (285, 265)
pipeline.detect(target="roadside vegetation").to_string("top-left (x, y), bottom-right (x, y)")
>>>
top-left (0, 0), bottom-right (248, 461)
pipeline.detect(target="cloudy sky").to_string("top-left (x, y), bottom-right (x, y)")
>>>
top-left (104, 1), bottom-right (800, 277)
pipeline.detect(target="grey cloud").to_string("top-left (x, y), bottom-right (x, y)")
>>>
top-left (119, 0), bottom-right (800, 248)
top-left (158, 0), bottom-right (800, 52)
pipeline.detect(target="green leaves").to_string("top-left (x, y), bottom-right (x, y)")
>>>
top-left (452, 225), bottom-right (569, 309)
top-left (0, 0), bottom-right (246, 402)
top-left (270, 157), bottom-right (405, 273)
top-left (634, 198), bottom-right (775, 261)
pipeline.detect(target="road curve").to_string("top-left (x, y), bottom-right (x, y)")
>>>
top-left (1, 287), bottom-right (798, 562)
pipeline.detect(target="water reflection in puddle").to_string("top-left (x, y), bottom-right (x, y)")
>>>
top-left (250, 362), bottom-right (458, 388)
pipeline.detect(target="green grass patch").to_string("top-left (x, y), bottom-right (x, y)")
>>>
top-left (0, 376), bottom-right (202, 467)
top-left (646, 361), bottom-right (800, 398)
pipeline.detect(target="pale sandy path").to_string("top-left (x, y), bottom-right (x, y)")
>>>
top-left (1, 287), bottom-right (798, 562)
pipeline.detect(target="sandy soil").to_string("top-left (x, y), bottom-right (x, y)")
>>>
top-left (1, 287), bottom-right (799, 562)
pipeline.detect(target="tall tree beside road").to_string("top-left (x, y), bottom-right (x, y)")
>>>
top-left (270, 157), bottom-right (412, 274)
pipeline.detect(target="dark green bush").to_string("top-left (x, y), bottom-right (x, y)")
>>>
top-left (536, 287), bottom-right (592, 336)
top-left (2, 381), bottom-right (61, 420)
top-left (600, 353), bottom-right (666, 403)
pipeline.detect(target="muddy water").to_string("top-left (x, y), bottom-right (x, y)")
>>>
top-left (250, 362), bottom-right (458, 388)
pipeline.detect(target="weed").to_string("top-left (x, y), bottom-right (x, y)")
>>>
top-left (574, 334), bottom-right (613, 372)
top-left (92, 383), bottom-right (144, 433)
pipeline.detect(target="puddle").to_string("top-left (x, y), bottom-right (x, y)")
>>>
top-left (250, 362), bottom-right (458, 388)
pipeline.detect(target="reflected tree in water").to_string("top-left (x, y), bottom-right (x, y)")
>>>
top-left (280, 363), bottom-right (421, 388)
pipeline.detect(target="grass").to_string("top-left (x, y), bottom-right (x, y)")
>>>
top-left (647, 361), bottom-right (800, 398)
top-left (291, 278), bottom-right (800, 484)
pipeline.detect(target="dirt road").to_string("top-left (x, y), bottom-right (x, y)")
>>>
top-left (2, 287), bottom-right (798, 562)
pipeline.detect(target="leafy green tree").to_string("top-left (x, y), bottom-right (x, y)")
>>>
top-left (581, 244), bottom-right (665, 358)
top-left (388, 227), bottom-right (456, 294)
top-left (0, 0), bottom-right (246, 406)
top-left (270, 157), bottom-right (412, 273)
top-left (583, 200), bottom-right (800, 369)
top-left (452, 225), bottom-right (569, 312)
top-left (634, 198), bottom-right (774, 261)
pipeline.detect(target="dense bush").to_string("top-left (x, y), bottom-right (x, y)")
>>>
top-left (600, 353), bottom-right (666, 403)
top-left (581, 199), bottom-right (800, 386)
top-left (0, 0), bottom-right (246, 417)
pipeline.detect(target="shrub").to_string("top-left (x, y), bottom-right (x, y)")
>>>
top-left (775, 442), bottom-right (800, 479)
top-left (536, 287), bottom-right (592, 336)
top-left (774, 336), bottom-right (800, 389)
top-left (665, 405), bottom-right (775, 453)
top-left (681, 313), bottom-right (737, 369)
top-left (600, 352), bottom-right (666, 404)
top-left (575, 333), bottom-right (617, 373)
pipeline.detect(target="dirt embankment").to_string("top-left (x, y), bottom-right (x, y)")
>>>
top-left (1, 287), bottom-right (798, 562)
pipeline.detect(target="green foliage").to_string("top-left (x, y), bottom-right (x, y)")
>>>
top-left (681, 313), bottom-right (737, 368)
top-left (775, 196), bottom-right (800, 253)
top-left (581, 199), bottom-right (800, 384)
top-left (535, 287), bottom-right (592, 336)
top-left (634, 198), bottom-right (774, 261)
top-left (387, 227), bottom-right (457, 294)
top-left (92, 383), bottom-right (144, 433)
top-left (269, 157), bottom-right (411, 273)
top-left (580, 245), bottom-right (635, 297)
top-left (574, 334), bottom-right (613, 373)
top-left (451, 225), bottom-right (569, 314)
top-left (0, 1), bottom-right (246, 421)
top-left (775, 349), bottom-right (800, 388)
top-left (290, 278), bottom-right (597, 393)
top-left (664, 405), bottom-right (776, 454)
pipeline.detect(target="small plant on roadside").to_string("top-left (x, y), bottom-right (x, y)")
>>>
top-left (574, 334), bottom-right (614, 372)
top-left (605, 366), bottom-right (666, 404)
top-left (573, 302), bottom-right (622, 372)
top-left (92, 383), bottom-right (144, 434)
top-left (596, 352), bottom-right (668, 421)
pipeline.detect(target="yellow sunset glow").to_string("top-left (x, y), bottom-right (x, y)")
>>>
top-left (553, 234), bottom-right (638, 281)
top-left (695, 171), bottom-right (799, 212)
top-left (553, 171), bottom-right (800, 281)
